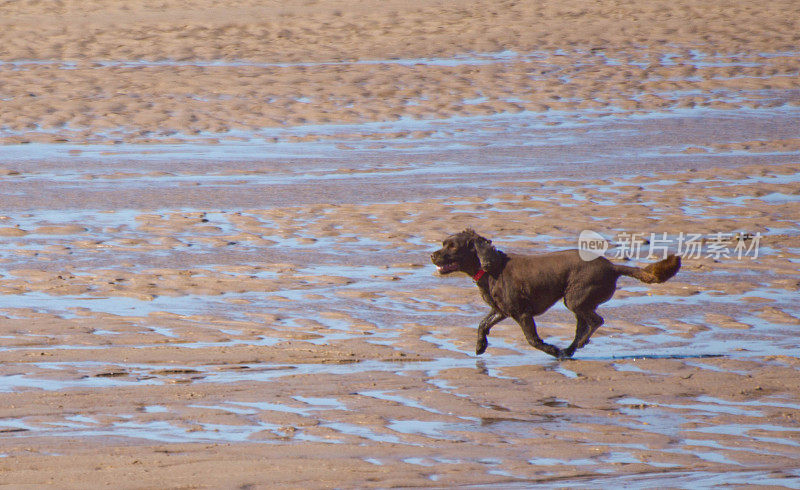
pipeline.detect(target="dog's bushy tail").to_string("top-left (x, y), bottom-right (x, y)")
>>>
top-left (615, 254), bottom-right (681, 284)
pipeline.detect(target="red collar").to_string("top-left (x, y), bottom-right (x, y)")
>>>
top-left (472, 269), bottom-right (486, 282)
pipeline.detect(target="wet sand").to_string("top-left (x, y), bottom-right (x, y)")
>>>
top-left (2, 0), bottom-right (800, 488)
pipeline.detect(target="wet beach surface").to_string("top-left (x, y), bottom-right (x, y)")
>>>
top-left (2, 0), bottom-right (800, 487)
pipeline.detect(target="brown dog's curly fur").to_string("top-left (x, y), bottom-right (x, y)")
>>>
top-left (431, 229), bottom-right (681, 358)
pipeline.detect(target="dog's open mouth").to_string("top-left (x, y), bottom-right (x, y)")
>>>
top-left (436, 262), bottom-right (460, 274)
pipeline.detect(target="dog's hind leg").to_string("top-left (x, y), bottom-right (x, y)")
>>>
top-left (565, 287), bottom-right (607, 352)
top-left (515, 315), bottom-right (561, 358)
top-left (576, 310), bottom-right (604, 348)
top-left (476, 309), bottom-right (506, 355)
top-left (560, 316), bottom-right (590, 358)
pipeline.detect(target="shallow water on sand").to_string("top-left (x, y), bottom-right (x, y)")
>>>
top-left (3, 0), bottom-right (800, 484)
top-left (2, 89), bottom-right (800, 488)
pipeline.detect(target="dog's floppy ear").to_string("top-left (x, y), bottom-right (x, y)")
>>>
top-left (470, 234), bottom-right (508, 276)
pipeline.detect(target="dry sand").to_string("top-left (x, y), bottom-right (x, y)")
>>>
top-left (1, 0), bottom-right (799, 144)
top-left (1, 0), bottom-right (800, 488)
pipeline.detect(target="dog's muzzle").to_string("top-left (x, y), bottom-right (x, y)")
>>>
top-left (436, 262), bottom-right (460, 274)
top-left (431, 251), bottom-right (459, 274)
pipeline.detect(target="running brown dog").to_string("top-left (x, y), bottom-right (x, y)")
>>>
top-left (430, 229), bottom-right (681, 358)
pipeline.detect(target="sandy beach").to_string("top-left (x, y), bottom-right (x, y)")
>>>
top-left (1, 0), bottom-right (800, 487)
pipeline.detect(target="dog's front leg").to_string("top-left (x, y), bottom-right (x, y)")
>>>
top-left (476, 310), bottom-right (506, 355)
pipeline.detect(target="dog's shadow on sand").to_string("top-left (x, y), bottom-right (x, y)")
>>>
top-left (570, 353), bottom-right (725, 361)
top-left (473, 353), bottom-right (725, 384)
top-left (473, 353), bottom-right (724, 378)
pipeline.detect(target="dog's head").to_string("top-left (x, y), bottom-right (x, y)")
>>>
top-left (431, 229), bottom-right (507, 276)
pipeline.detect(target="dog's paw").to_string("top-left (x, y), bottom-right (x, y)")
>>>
top-left (558, 347), bottom-right (575, 359)
top-left (476, 338), bottom-right (488, 355)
